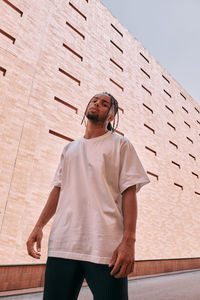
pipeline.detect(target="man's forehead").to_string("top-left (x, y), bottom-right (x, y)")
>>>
top-left (92, 94), bottom-right (111, 103)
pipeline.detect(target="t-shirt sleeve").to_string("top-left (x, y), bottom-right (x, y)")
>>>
top-left (119, 140), bottom-right (150, 194)
top-left (52, 146), bottom-right (66, 187)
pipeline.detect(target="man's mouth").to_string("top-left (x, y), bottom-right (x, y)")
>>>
top-left (90, 107), bottom-right (98, 112)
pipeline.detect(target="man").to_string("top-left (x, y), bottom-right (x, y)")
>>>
top-left (27, 92), bottom-right (150, 300)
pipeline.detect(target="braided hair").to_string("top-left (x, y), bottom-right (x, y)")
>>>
top-left (81, 92), bottom-right (119, 133)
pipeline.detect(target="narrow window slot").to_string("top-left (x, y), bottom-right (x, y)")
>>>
top-left (110, 40), bottom-right (123, 53)
top-left (111, 23), bottom-right (123, 37)
top-left (109, 78), bottom-right (124, 91)
top-left (54, 96), bottom-right (78, 114)
top-left (144, 123), bottom-right (155, 134)
top-left (165, 105), bottom-right (173, 114)
top-left (110, 58), bottom-right (123, 72)
top-left (69, 2), bottom-right (87, 20)
top-left (2, 0), bottom-right (23, 16)
top-left (145, 146), bottom-right (157, 156)
top-left (141, 85), bottom-right (152, 96)
top-left (140, 68), bottom-right (150, 79)
top-left (167, 122), bottom-right (176, 131)
top-left (163, 89), bottom-right (171, 98)
top-left (186, 137), bottom-right (193, 144)
top-left (0, 66), bottom-right (6, 76)
top-left (118, 106), bottom-right (124, 114)
top-left (174, 183), bottom-right (183, 190)
top-left (139, 52), bottom-right (149, 63)
top-left (147, 171), bottom-right (158, 180)
top-left (49, 130), bottom-right (74, 142)
top-left (180, 92), bottom-right (186, 100)
top-left (184, 121), bottom-right (191, 128)
top-left (197, 120), bottom-right (200, 125)
top-left (162, 74), bottom-right (170, 84)
top-left (143, 103), bottom-right (153, 114)
top-left (192, 172), bottom-right (199, 179)
top-left (182, 106), bottom-right (188, 113)
top-left (195, 107), bottom-right (199, 114)
top-left (194, 191), bottom-right (200, 195)
top-left (189, 153), bottom-right (196, 160)
top-left (0, 29), bottom-right (15, 44)
top-left (115, 129), bottom-right (124, 136)
top-left (59, 68), bottom-right (80, 86)
top-left (63, 43), bottom-right (83, 61)
top-left (169, 141), bottom-right (178, 149)
top-left (66, 21), bottom-right (85, 39)
top-left (171, 161), bottom-right (180, 168)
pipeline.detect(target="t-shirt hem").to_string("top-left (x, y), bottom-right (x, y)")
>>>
top-left (120, 178), bottom-right (150, 194)
top-left (48, 250), bottom-right (111, 265)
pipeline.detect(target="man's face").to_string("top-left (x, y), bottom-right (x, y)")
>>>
top-left (86, 94), bottom-right (113, 123)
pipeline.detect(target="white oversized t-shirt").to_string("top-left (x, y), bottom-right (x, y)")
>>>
top-left (48, 131), bottom-right (150, 264)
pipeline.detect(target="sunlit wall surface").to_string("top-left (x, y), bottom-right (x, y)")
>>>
top-left (0, 0), bottom-right (199, 264)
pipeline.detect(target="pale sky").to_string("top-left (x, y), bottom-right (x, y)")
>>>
top-left (101, 0), bottom-right (200, 106)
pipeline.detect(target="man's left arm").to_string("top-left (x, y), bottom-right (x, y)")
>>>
top-left (109, 185), bottom-right (137, 278)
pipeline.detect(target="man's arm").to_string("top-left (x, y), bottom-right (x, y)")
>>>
top-left (26, 186), bottom-right (60, 259)
top-left (109, 185), bottom-right (137, 278)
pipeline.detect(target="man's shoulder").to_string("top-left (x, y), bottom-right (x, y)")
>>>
top-left (111, 131), bottom-right (132, 146)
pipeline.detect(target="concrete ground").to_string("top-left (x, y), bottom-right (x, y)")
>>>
top-left (1, 270), bottom-right (200, 300)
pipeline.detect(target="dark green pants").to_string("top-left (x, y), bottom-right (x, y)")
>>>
top-left (43, 257), bottom-right (128, 300)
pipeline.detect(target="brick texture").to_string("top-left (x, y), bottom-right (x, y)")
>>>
top-left (0, 0), bottom-right (199, 264)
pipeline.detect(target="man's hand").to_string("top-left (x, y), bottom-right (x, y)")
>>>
top-left (109, 239), bottom-right (135, 278)
top-left (26, 226), bottom-right (43, 259)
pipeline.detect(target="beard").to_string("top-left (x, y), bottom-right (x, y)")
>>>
top-left (86, 112), bottom-right (99, 122)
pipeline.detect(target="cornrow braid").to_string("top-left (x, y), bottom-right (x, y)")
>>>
top-left (81, 92), bottom-right (119, 133)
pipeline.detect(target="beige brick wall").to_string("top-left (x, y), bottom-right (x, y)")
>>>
top-left (0, 0), bottom-right (199, 264)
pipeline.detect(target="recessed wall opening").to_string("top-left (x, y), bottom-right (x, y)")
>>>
top-left (165, 105), bottom-right (173, 114)
top-left (110, 58), bottom-right (123, 72)
top-left (141, 85), bottom-right (152, 96)
top-left (59, 68), bottom-right (81, 86)
top-left (144, 123), bottom-right (155, 134)
top-left (140, 68), bottom-right (150, 79)
top-left (184, 121), bottom-right (191, 128)
top-left (69, 2), bottom-right (87, 20)
top-left (174, 183), bottom-right (183, 190)
top-left (147, 171), bottom-right (158, 180)
top-left (109, 78), bottom-right (124, 91)
top-left (2, 0), bottom-right (23, 17)
top-left (110, 40), bottom-right (123, 53)
top-left (162, 74), bottom-right (170, 84)
top-left (111, 23), bottom-right (123, 37)
top-left (189, 153), bottom-right (196, 160)
top-left (66, 21), bottom-right (85, 39)
top-left (171, 161), bottom-right (180, 168)
top-left (143, 103), bottom-right (153, 114)
top-left (54, 96), bottom-right (78, 114)
top-left (169, 140), bottom-right (178, 149)
top-left (0, 66), bottom-right (6, 76)
top-left (115, 129), bottom-right (124, 136)
top-left (167, 122), bottom-right (176, 131)
top-left (192, 172), bottom-right (199, 179)
top-left (139, 52), bottom-right (149, 63)
top-left (49, 130), bottom-right (74, 142)
top-left (163, 89), bottom-right (171, 98)
top-left (145, 146), bottom-right (157, 156)
top-left (0, 29), bottom-right (15, 44)
top-left (180, 92), bottom-right (186, 100)
top-left (182, 106), bottom-right (188, 113)
top-left (63, 43), bottom-right (83, 61)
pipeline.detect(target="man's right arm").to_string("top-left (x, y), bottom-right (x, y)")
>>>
top-left (26, 186), bottom-right (60, 259)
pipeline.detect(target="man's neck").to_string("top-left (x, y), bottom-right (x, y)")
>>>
top-left (84, 127), bottom-right (108, 139)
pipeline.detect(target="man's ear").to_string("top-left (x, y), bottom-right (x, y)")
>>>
top-left (107, 114), bottom-right (114, 122)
